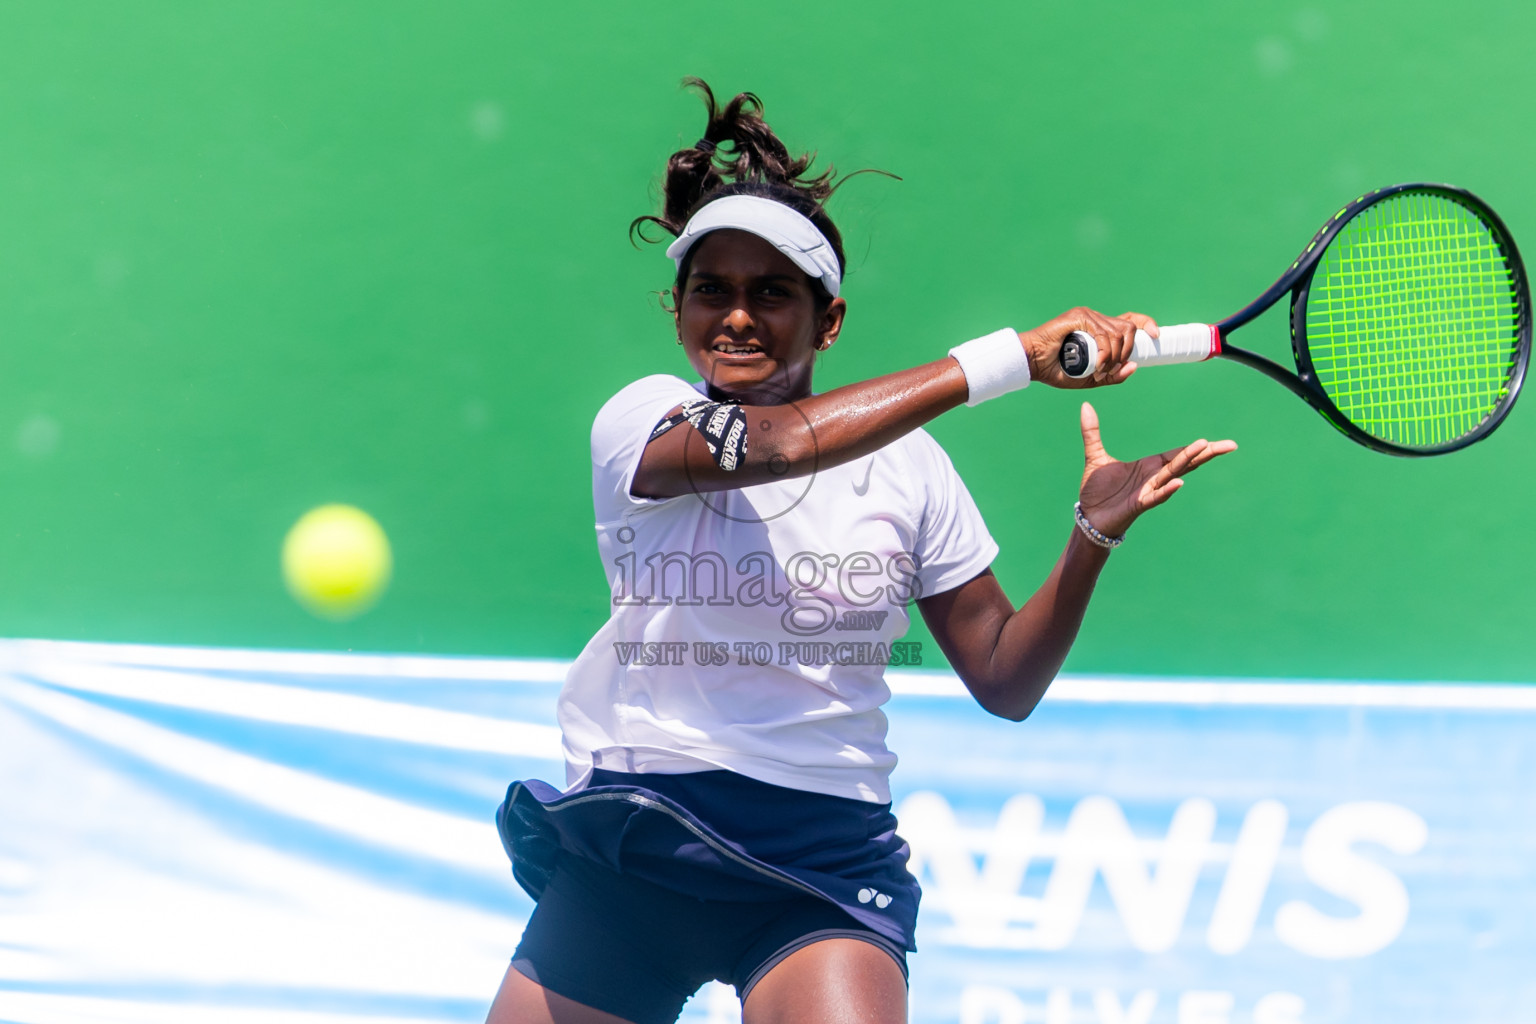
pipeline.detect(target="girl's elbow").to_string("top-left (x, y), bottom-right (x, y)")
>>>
top-left (966, 678), bottom-right (1039, 722)
top-left (991, 700), bottom-right (1036, 723)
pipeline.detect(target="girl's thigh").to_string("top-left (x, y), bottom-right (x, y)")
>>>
top-left (741, 936), bottom-right (907, 1024)
top-left (485, 963), bottom-right (638, 1024)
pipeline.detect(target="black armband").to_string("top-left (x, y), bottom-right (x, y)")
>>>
top-left (648, 399), bottom-right (749, 472)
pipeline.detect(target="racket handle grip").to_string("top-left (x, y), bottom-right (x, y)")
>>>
top-left (1060, 323), bottom-right (1219, 378)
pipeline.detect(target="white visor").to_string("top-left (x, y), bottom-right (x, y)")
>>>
top-left (664, 194), bottom-right (841, 298)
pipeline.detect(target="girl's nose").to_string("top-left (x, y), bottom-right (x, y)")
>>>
top-left (725, 307), bottom-right (754, 332)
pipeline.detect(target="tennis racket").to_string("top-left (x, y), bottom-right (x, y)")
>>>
top-left (1059, 183), bottom-right (1531, 455)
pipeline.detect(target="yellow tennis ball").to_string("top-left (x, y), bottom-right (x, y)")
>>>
top-left (281, 504), bottom-right (393, 620)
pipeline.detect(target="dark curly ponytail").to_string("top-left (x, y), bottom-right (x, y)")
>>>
top-left (631, 78), bottom-right (889, 304)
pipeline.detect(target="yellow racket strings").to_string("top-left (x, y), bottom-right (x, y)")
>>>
top-left (1304, 191), bottom-right (1521, 449)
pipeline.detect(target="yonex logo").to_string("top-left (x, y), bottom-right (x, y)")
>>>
top-left (858, 887), bottom-right (893, 909)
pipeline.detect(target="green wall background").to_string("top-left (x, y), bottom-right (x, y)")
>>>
top-left (0, 0), bottom-right (1532, 681)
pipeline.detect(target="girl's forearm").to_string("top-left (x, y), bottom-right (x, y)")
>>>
top-left (968, 529), bottom-right (1111, 721)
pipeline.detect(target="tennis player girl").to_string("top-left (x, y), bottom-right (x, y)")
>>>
top-left (488, 80), bottom-right (1235, 1024)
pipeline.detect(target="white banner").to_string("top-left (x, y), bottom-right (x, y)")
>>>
top-left (1, 640), bottom-right (1532, 1023)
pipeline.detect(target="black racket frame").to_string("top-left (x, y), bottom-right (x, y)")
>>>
top-left (1214, 182), bottom-right (1531, 456)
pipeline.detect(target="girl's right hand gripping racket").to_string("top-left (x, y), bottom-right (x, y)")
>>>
top-left (1060, 183), bottom-right (1531, 455)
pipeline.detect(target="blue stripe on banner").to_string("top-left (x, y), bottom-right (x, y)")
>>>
top-left (0, 640), bottom-right (1531, 1024)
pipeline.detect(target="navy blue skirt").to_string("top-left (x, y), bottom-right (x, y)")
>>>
top-left (495, 769), bottom-right (920, 951)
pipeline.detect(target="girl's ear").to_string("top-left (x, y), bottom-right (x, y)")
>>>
top-left (818, 297), bottom-right (848, 351)
top-left (666, 286), bottom-right (682, 337)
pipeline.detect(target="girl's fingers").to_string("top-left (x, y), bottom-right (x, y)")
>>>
top-left (1109, 317), bottom-right (1137, 367)
top-left (1118, 311), bottom-right (1161, 339)
top-left (1101, 362), bottom-right (1138, 386)
top-left (1145, 477), bottom-right (1185, 506)
top-left (1183, 439), bottom-right (1239, 472)
top-left (1149, 440), bottom-right (1207, 488)
top-left (1139, 437), bottom-right (1236, 505)
top-left (1079, 402), bottom-right (1106, 458)
top-left (1080, 310), bottom-right (1131, 378)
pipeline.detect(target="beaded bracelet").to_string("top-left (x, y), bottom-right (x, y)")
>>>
top-left (1073, 502), bottom-right (1124, 549)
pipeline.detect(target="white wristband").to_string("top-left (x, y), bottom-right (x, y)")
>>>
top-left (948, 328), bottom-right (1030, 406)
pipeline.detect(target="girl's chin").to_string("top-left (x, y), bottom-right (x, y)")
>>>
top-left (704, 359), bottom-right (777, 388)
top-left (695, 356), bottom-right (811, 402)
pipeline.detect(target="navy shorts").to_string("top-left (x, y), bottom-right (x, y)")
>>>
top-left (511, 852), bottom-right (906, 1024)
top-left (497, 769), bottom-right (921, 1023)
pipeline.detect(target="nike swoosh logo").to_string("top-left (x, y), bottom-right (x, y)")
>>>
top-left (852, 459), bottom-right (874, 496)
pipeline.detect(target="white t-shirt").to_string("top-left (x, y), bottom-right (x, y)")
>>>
top-left (558, 374), bottom-right (999, 803)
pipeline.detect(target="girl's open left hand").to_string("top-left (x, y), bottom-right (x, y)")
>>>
top-left (1077, 402), bottom-right (1237, 538)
